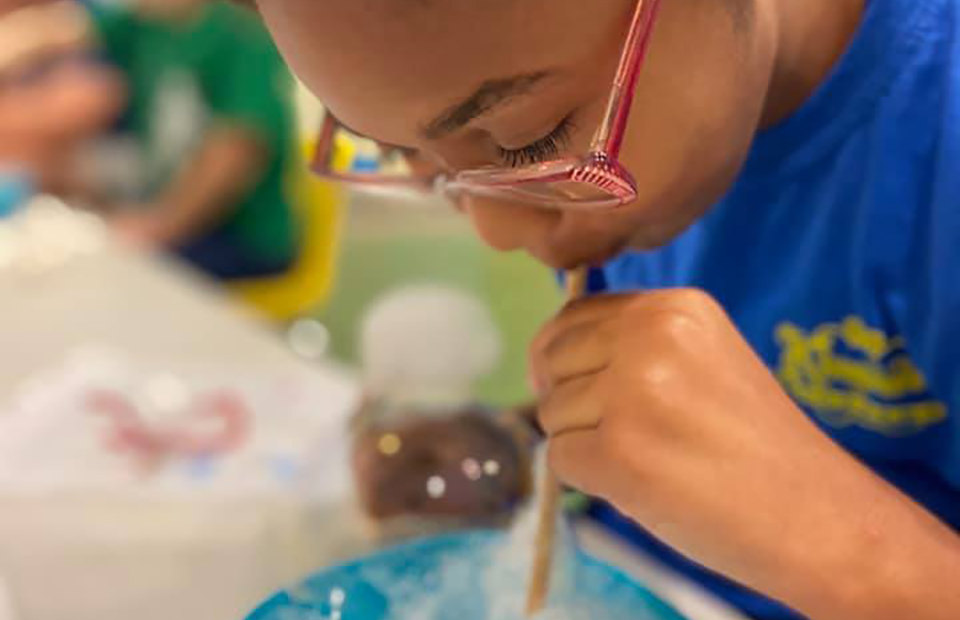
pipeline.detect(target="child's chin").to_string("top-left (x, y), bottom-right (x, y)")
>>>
top-left (627, 219), bottom-right (695, 251)
top-left (527, 234), bottom-right (630, 270)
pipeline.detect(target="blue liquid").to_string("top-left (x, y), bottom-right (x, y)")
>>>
top-left (246, 531), bottom-right (688, 620)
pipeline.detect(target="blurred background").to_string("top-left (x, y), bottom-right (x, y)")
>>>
top-left (0, 2), bottom-right (739, 620)
top-left (0, 0), bottom-right (561, 403)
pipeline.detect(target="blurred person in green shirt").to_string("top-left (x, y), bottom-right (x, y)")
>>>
top-left (87, 0), bottom-right (298, 280)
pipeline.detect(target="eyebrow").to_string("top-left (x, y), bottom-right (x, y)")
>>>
top-left (420, 71), bottom-right (554, 140)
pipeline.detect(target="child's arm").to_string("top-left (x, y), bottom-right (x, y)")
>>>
top-left (112, 125), bottom-right (268, 247)
top-left (530, 289), bottom-right (960, 620)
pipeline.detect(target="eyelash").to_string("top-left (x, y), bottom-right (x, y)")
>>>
top-left (498, 116), bottom-right (575, 168)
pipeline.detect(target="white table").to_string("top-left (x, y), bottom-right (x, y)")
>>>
top-left (0, 216), bottom-right (745, 620)
top-left (0, 227), bottom-right (368, 620)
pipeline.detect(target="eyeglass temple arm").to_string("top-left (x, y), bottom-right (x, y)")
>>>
top-left (592, 0), bottom-right (662, 158)
top-left (313, 110), bottom-right (340, 172)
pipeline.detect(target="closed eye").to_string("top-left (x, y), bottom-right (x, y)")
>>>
top-left (498, 116), bottom-right (575, 168)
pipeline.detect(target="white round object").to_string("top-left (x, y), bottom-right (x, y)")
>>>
top-left (360, 285), bottom-right (502, 407)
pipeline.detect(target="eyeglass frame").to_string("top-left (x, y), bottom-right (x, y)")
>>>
top-left (311, 0), bottom-right (662, 211)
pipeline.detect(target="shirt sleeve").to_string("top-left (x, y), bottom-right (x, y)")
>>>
top-left (83, 1), bottom-right (134, 61)
top-left (202, 10), bottom-right (293, 155)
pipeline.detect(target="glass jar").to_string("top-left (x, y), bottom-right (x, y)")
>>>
top-left (350, 396), bottom-right (538, 542)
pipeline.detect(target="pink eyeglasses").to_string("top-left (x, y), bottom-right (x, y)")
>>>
top-left (312, 0), bottom-right (662, 211)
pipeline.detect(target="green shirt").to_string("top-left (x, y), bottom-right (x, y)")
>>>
top-left (90, 1), bottom-right (297, 264)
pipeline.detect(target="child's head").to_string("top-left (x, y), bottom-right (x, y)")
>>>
top-left (257, 0), bottom-right (772, 268)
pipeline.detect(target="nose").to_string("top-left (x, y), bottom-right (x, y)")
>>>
top-left (461, 195), bottom-right (560, 254)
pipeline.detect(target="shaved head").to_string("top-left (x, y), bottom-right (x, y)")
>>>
top-left (252, 0), bottom-right (850, 271)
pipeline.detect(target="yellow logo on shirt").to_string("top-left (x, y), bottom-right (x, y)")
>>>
top-left (775, 316), bottom-right (947, 436)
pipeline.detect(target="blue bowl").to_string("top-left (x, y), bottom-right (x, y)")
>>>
top-left (246, 531), bottom-right (689, 620)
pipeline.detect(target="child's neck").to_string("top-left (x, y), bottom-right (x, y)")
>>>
top-left (760, 0), bottom-right (866, 128)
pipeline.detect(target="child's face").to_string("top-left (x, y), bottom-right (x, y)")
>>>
top-left (260, 0), bottom-right (774, 268)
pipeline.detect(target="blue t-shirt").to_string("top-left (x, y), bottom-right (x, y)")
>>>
top-left (589, 0), bottom-right (960, 617)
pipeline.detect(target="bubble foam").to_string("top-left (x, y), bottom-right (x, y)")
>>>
top-left (252, 511), bottom-right (683, 620)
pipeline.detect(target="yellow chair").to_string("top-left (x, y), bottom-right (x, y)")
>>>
top-left (229, 138), bottom-right (352, 323)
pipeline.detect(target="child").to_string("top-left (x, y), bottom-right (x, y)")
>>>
top-left (248, 0), bottom-right (958, 618)
top-left (88, 0), bottom-right (298, 280)
top-left (0, 0), bottom-right (124, 207)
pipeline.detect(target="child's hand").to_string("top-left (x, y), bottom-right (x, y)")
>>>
top-left (110, 210), bottom-right (174, 249)
top-left (529, 289), bottom-right (893, 613)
